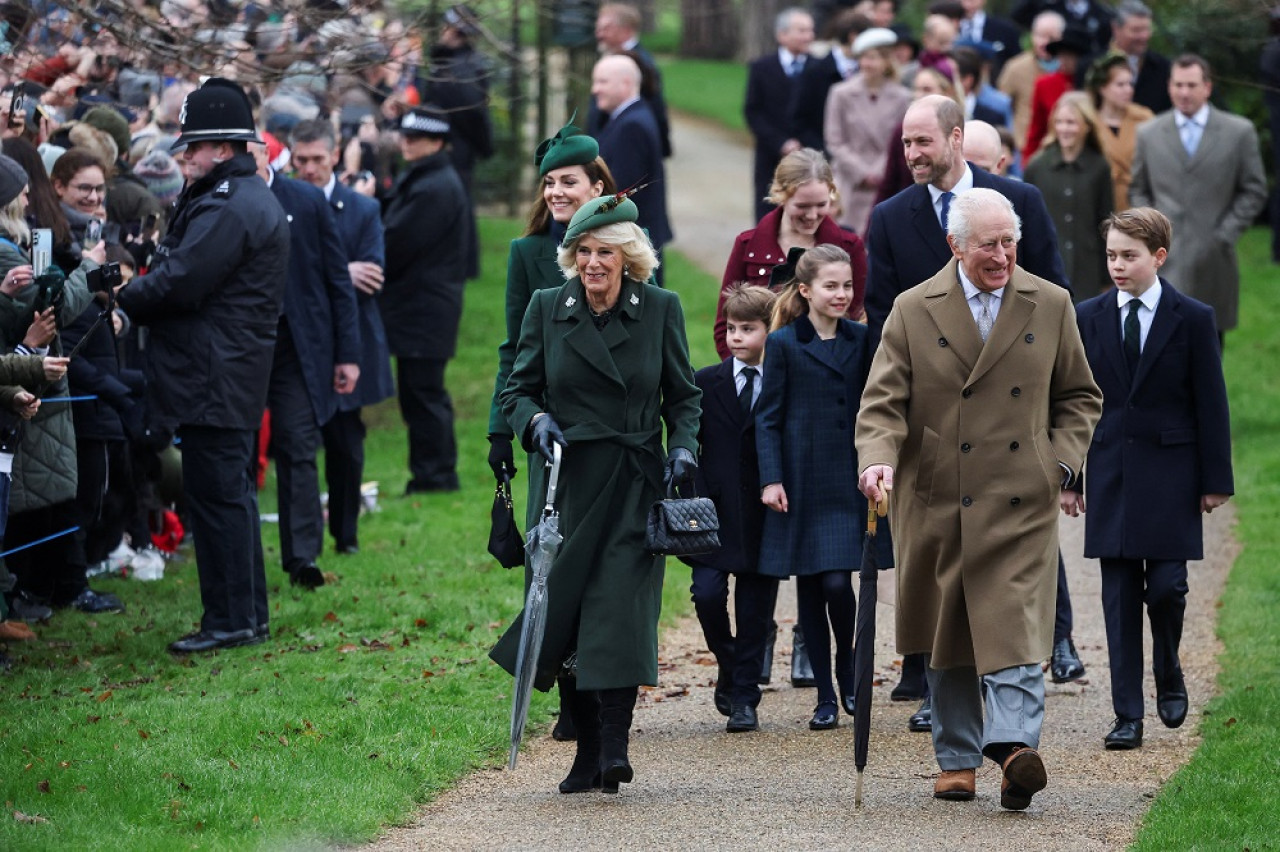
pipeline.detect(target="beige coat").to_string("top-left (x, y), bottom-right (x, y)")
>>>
top-left (824, 75), bottom-right (912, 234)
top-left (996, 51), bottom-right (1044, 153)
top-left (1098, 102), bottom-right (1153, 210)
top-left (855, 261), bottom-right (1101, 674)
top-left (1130, 106), bottom-right (1268, 331)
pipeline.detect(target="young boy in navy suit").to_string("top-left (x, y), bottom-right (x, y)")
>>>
top-left (1067, 208), bottom-right (1233, 751)
top-left (686, 284), bottom-right (779, 733)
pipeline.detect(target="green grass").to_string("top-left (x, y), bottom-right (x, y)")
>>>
top-left (0, 218), bottom-right (720, 849)
top-left (1131, 228), bottom-right (1280, 848)
top-left (656, 58), bottom-right (749, 134)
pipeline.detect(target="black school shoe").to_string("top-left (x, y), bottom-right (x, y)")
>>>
top-left (57, 589), bottom-right (125, 614)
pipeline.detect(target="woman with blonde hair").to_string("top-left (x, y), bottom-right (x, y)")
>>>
top-left (1024, 90), bottom-right (1114, 299)
top-left (1087, 53), bottom-right (1155, 210)
top-left (714, 147), bottom-right (865, 359)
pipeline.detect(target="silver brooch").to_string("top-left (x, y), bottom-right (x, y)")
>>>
top-left (630, 293), bottom-right (639, 305)
top-left (565, 296), bottom-right (576, 307)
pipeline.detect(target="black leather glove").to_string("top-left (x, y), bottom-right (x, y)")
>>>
top-left (487, 434), bottom-right (516, 479)
top-left (664, 447), bottom-right (697, 490)
top-left (530, 414), bottom-right (567, 464)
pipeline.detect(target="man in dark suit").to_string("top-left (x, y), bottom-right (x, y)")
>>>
top-left (591, 54), bottom-right (671, 282)
top-left (590, 2), bottom-right (671, 158)
top-left (744, 7), bottom-right (815, 221)
top-left (252, 142), bottom-right (362, 589)
top-left (958, 0), bottom-right (1022, 79)
top-left (1011, 0), bottom-right (1113, 56)
top-left (865, 94), bottom-right (1081, 730)
top-left (289, 119), bottom-right (394, 557)
top-left (788, 10), bottom-right (869, 153)
top-left (1078, 0), bottom-right (1171, 114)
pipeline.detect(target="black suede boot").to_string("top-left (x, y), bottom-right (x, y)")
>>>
top-left (598, 686), bottom-right (638, 793)
top-left (558, 687), bottom-right (601, 793)
top-left (552, 673), bottom-right (578, 741)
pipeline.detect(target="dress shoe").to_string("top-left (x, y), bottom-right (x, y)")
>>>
top-left (60, 589), bottom-right (125, 614)
top-left (1000, 747), bottom-right (1048, 811)
top-left (1104, 718), bottom-right (1143, 750)
top-left (908, 696), bottom-right (933, 732)
top-left (0, 620), bottom-right (36, 641)
top-left (8, 593), bottom-right (52, 622)
top-left (726, 704), bottom-right (759, 733)
top-left (1157, 673), bottom-right (1188, 729)
top-left (809, 701), bottom-right (838, 730)
top-left (255, 623), bottom-right (271, 639)
top-left (336, 543), bottom-right (360, 555)
top-left (1050, 637), bottom-right (1086, 683)
top-left (791, 626), bottom-right (816, 688)
top-left (758, 622), bottom-right (777, 684)
top-left (168, 629), bottom-right (264, 653)
top-left (714, 665), bottom-right (733, 717)
top-left (933, 769), bottom-right (977, 800)
top-left (288, 562), bottom-right (325, 590)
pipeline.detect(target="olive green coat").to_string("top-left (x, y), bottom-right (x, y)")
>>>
top-left (856, 261), bottom-right (1101, 675)
top-left (490, 275), bottom-right (701, 691)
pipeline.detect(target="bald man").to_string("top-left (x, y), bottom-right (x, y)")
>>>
top-left (962, 120), bottom-right (1008, 174)
top-left (590, 55), bottom-right (671, 280)
top-left (591, 2), bottom-right (671, 158)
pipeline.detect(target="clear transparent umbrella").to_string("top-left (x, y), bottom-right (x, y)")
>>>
top-left (508, 443), bottom-right (563, 770)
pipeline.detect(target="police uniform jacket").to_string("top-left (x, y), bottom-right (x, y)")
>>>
top-left (490, 275), bottom-right (701, 692)
top-left (117, 152), bottom-right (289, 431)
top-left (856, 260), bottom-right (1101, 674)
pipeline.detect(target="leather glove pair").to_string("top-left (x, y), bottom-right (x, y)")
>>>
top-left (487, 434), bottom-right (517, 479)
top-left (530, 414), bottom-right (567, 464)
top-left (664, 447), bottom-right (697, 491)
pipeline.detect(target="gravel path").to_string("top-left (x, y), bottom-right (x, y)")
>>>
top-left (367, 112), bottom-right (1240, 851)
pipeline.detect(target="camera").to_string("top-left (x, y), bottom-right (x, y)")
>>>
top-left (88, 262), bottom-right (122, 295)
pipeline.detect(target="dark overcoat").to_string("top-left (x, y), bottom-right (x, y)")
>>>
top-left (1075, 282), bottom-right (1233, 560)
top-left (856, 260), bottom-right (1101, 674)
top-left (379, 150), bottom-right (469, 359)
top-left (756, 315), bottom-right (891, 577)
top-left (865, 166), bottom-right (1069, 335)
top-left (787, 51), bottom-right (842, 152)
top-left (490, 275), bottom-right (701, 691)
top-left (1023, 143), bottom-right (1114, 302)
top-left (487, 231), bottom-right (562, 437)
top-left (684, 358), bottom-right (765, 576)
top-left (593, 100), bottom-right (672, 247)
top-left (270, 174), bottom-right (361, 425)
top-left (329, 180), bottom-right (393, 410)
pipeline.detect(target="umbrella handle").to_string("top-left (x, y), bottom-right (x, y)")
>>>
top-left (542, 442), bottom-right (563, 514)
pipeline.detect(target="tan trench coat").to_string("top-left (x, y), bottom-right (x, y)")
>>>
top-left (855, 261), bottom-right (1101, 674)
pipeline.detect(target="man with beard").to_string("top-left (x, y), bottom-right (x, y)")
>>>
top-left (864, 94), bottom-right (1081, 733)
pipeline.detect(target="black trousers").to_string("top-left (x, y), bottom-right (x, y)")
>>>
top-left (74, 438), bottom-right (134, 564)
top-left (321, 408), bottom-right (366, 550)
top-left (5, 499), bottom-right (88, 604)
top-left (179, 425), bottom-right (267, 634)
top-left (268, 326), bottom-right (324, 570)
top-left (396, 357), bottom-right (458, 491)
top-left (690, 567), bottom-right (779, 707)
top-left (1054, 550), bottom-right (1074, 643)
top-left (1100, 557), bottom-right (1188, 722)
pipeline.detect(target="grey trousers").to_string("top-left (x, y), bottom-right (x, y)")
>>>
top-left (925, 656), bottom-right (1045, 771)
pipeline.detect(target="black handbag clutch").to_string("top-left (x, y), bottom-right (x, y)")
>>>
top-left (487, 473), bottom-right (525, 569)
top-left (645, 483), bottom-right (722, 557)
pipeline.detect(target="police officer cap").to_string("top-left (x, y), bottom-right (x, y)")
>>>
top-left (399, 106), bottom-right (451, 139)
top-left (561, 193), bottom-right (639, 246)
top-left (171, 77), bottom-right (263, 152)
top-left (534, 112), bottom-right (599, 176)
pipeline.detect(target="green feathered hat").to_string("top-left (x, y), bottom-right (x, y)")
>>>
top-left (561, 192), bottom-right (639, 246)
top-left (534, 112), bottom-right (600, 176)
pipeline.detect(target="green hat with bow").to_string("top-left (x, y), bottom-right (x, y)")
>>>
top-left (534, 112), bottom-right (600, 176)
top-left (561, 192), bottom-right (640, 246)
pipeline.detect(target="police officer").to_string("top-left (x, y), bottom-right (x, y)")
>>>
top-left (117, 78), bottom-right (290, 653)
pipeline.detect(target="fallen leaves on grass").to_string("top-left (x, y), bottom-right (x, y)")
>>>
top-left (36, 780), bottom-right (50, 793)
top-left (13, 810), bottom-right (48, 824)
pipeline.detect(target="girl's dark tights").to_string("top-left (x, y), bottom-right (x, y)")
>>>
top-left (796, 571), bottom-right (857, 706)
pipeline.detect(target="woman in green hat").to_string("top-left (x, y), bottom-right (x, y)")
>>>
top-left (492, 194), bottom-right (701, 795)
top-left (487, 118), bottom-right (616, 741)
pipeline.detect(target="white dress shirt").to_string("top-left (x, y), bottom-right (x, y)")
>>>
top-left (958, 264), bottom-right (1004, 326)
top-left (734, 359), bottom-right (764, 410)
top-left (1116, 279), bottom-right (1163, 353)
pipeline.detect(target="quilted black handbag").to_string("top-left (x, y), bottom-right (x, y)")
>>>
top-left (487, 472), bottom-right (525, 569)
top-left (645, 483), bottom-right (722, 557)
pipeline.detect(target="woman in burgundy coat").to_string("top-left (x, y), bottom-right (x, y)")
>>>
top-left (713, 148), bottom-right (866, 360)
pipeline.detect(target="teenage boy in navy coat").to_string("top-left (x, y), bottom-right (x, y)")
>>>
top-left (686, 285), bottom-right (780, 733)
top-left (1067, 207), bottom-right (1233, 751)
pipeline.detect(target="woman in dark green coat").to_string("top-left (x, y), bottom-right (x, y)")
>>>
top-left (492, 195), bottom-right (701, 796)
top-left (487, 119), bottom-right (616, 742)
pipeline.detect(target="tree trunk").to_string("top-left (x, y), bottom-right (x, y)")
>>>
top-left (678, 0), bottom-right (740, 59)
top-left (741, 0), bottom-right (789, 61)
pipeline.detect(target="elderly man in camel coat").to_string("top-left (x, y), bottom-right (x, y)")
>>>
top-left (856, 188), bottom-right (1101, 810)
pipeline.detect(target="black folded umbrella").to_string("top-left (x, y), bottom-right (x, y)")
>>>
top-left (853, 497), bottom-right (887, 807)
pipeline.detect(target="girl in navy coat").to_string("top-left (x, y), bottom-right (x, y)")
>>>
top-left (1068, 208), bottom-right (1233, 750)
top-left (757, 244), bottom-right (890, 730)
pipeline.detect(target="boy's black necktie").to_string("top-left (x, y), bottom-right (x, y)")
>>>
top-left (738, 366), bottom-right (757, 415)
top-left (1124, 301), bottom-right (1141, 375)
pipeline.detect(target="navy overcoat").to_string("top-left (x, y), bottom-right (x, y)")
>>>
top-left (329, 179), bottom-right (393, 409)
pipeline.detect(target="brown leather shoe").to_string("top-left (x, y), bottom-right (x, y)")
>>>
top-left (0, 620), bottom-right (36, 641)
top-left (1000, 747), bottom-right (1047, 810)
top-left (933, 768), bottom-right (976, 800)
